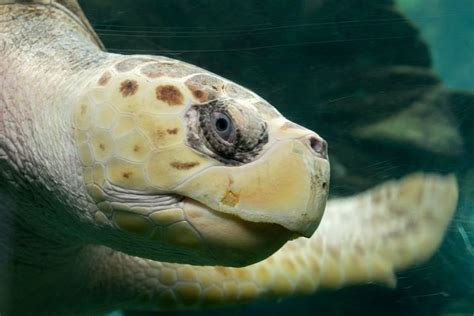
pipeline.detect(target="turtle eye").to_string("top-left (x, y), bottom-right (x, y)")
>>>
top-left (212, 112), bottom-right (235, 143)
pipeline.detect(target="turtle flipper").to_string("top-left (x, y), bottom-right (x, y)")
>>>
top-left (308, 172), bottom-right (458, 288)
top-left (76, 173), bottom-right (456, 312)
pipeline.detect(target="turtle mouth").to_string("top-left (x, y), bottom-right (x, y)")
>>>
top-left (180, 195), bottom-right (304, 237)
top-left (179, 196), bottom-right (298, 265)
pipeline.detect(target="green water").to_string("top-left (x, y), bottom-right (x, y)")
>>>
top-left (78, 0), bottom-right (474, 315)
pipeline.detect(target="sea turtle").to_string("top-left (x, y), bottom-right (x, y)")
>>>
top-left (0, 0), bottom-right (458, 315)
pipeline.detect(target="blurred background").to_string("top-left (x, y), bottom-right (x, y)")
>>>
top-left (78, 0), bottom-right (474, 315)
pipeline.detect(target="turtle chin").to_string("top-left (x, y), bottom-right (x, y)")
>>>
top-left (182, 198), bottom-right (296, 266)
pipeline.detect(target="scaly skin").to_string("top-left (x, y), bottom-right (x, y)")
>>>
top-left (0, 1), bottom-right (459, 315)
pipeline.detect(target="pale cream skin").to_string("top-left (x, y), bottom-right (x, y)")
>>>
top-left (0, 1), bottom-right (459, 314)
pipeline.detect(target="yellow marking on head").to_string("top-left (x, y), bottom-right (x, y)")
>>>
top-left (78, 143), bottom-right (94, 166)
top-left (106, 158), bottom-right (148, 190)
top-left (93, 104), bottom-right (117, 129)
top-left (114, 211), bottom-right (154, 236)
top-left (115, 131), bottom-right (151, 162)
top-left (113, 115), bottom-right (136, 137)
top-left (90, 131), bottom-right (114, 162)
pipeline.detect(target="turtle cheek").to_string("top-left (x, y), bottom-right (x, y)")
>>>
top-left (175, 139), bottom-right (330, 237)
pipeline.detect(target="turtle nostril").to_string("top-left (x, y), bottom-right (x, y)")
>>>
top-left (308, 136), bottom-right (328, 159)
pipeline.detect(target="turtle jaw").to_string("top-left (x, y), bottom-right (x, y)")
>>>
top-left (181, 198), bottom-right (295, 266)
top-left (175, 138), bottom-right (331, 238)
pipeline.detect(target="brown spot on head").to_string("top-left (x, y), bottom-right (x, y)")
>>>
top-left (193, 90), bottom-right (204, 99)
top-left (133, 145), bottom-right (140, 152)
top-left (170, 161), bottom-right (200, 170)
top-left (186, 83), bottom-right (213, 102)
top-left (98, 71), bottom-right (112, 86)
top-left (166, 128), bottom-right (179, 135)
top-left (123, 172), bottom-right (133, 179)
top-left (155, 85), bottom-right (184, 106)
top-left (185, 74), bottom-right (224, 102)
top-left (153, 129), bottom-right (166, 145)
top-left (99, 143), bottom-right (106, 151)
top-left (120, 80), bottom-right (139, 97)
top-left (192, 89), bottom-right (209, 102)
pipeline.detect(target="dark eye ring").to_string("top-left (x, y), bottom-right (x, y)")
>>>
top-left (212, 112), bottom-right (235, 143)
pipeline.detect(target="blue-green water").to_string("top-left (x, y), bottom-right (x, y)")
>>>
top-left (80, 0), bottom-right (473, 315)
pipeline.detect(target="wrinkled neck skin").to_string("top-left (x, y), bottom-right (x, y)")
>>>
top-left (0, 3), bottom-right (109, 271)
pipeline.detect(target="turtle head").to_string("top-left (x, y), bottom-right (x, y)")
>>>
top-left (73, 56), bottom-right (330, 266)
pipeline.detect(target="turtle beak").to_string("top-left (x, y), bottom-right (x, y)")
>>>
top-left (175, 134), bottom-right (330, 238)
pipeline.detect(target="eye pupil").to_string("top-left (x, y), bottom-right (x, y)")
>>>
top-left (215, 117), bottom-right (229, 132)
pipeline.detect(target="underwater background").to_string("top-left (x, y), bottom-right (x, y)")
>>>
top-left (78, 0), bottom-right (474, 315)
